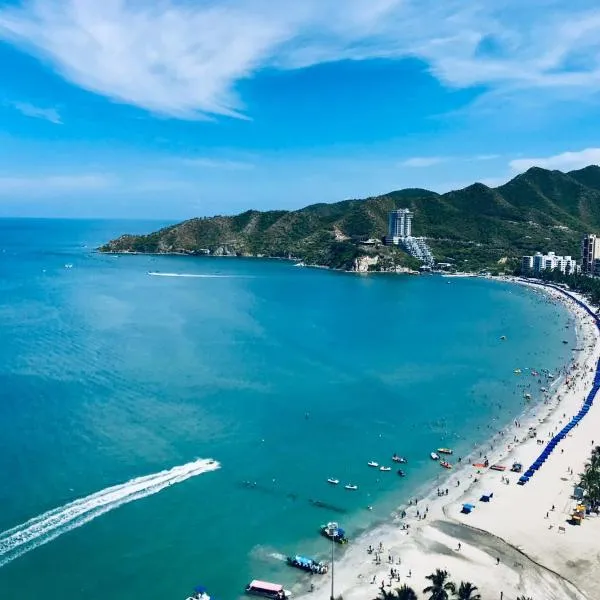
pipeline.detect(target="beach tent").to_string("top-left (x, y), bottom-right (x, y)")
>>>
top-left (480, 493), bottom-right (493, 502)
top-left (461, 503), bottom-right (475, 514)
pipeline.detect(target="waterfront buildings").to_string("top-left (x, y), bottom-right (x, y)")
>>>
top-left (385, 209), bottom-right (412, 245)
top-left (522, 252), bottom-right (579, 275)
top-left (582, 234), bottom-right (600, 274)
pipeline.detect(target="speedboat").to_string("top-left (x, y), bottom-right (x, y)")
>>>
top-left (187, 585), bottom-right (211, 600)
top-left (246, 580), bottom-right (291, 599)
top-left (437, 448), bottom-right (453, 455)
top-left (287, 555), bottom-right (328, 574)
top-left (367, 461), bottom-right (379, 467)
top-left (345, 484), bottom-right (358, 490)
top-left (440, 460), bottom-right (452, 469)
top-left (320, 522), bottom-right (348, 544)
top-left (430, 452), bottom-right (439, 460)
top-left (397, 469), bottom-right (406, 477)
top-left (391, 454), bottom-right (407, 463)
top-left (514, 369), bottom-right (522, 375)
top-left (379, 466), bottom-right (391, 472)
top-left (327, 478), bottom-right (339, 485)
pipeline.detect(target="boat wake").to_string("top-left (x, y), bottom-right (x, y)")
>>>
top-left (147, 272), bottom-right (247, 278)
top-left (0, 458), bottom-right (220, 568)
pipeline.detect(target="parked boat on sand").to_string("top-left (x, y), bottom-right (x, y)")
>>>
top-left (287, 555), bottom-right (328, 574)
top-left (320, 522), bottom-right (348, 544)
top-left (440, 460), bottom-right (452, 469)
top-left (246, 580), bottom-right (290, 600)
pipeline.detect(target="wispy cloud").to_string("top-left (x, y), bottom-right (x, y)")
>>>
top-left (0, 173), bottom-right (111, 195)
top-left (1, 1), bottom-right (600, 119)
top-left (400, 156), bottom-right (446, 168)
top-left (181, 158), bottom-right (254, 170)
top-left (473, 154), bottom-right (500, 161)
top-left (11, 101), bottom-right (62, 124)
top-left (509, 148), bottom-right (600, 173)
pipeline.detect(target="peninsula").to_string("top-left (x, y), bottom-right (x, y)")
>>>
top-left (100, 165), bottom-right (600, 273)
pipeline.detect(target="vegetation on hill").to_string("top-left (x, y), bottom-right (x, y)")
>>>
top-left (100, 165), bottom-right (600, 272)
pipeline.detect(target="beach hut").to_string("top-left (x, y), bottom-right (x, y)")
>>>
top-left (461, 503), bottom-right (475, 514)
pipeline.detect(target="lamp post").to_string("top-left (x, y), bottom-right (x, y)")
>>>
top-left (330, 522), bottom-right (337, 600)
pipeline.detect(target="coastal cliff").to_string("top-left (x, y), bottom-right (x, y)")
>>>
top-left (100, 165), bottom-right (600, 272)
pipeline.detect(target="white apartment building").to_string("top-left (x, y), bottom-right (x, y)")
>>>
top-left (522, 252), bottom-right (579, 275)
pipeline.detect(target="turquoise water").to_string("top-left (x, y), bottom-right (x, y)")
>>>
top-left (0, 219), bottom-right (575, 600)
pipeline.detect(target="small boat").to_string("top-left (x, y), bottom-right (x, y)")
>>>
top-left (562, 340), bottom-right (568, 344)
top-left (367, 461), bottom-right (379, 467)
top-left (524, 393), bottom-right (532, 400)
top-left (246, 580), bottom-right (290, 600)
top-left (64, 263), bottom-right (73, 269)
top-left (490, 464), bottom-right (506, 471)
top-left (287, 555), bottom-right (328, 574)
top-left (437, 448), bottom-right (453, 455)
top-left (327, 478), bottom-right (339, 485)
top-left (392, 454), bottom-right (407, 463)
top-left (500, 335), bottom-right (506, 340)
top-left (430, 452), bottom-right (440, 460)
top-left (320, 522), bottom-right (348, 544)
top-left (440, 460), bottom-right (452, 469)
top-left (379, 466), bottom-right (391, 472)
top-left (345, 484), bottom-right (358, 490)
top-left (397, 469), bottom-right (406, 477)
top-left (540, 387), bottom-right (547, 392)
top-left (186, 585), bottom-right (211, 600)
top-left (514, 369), bottom-right (522, 375)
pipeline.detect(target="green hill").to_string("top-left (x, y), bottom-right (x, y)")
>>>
top-left (99, 166), bottom-right (600, 272)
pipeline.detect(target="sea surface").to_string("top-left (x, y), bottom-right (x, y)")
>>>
top-left (0, 219), bottom-right (576, 600)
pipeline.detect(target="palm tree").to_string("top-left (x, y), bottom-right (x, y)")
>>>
top-left (423, 569), bottom-right (456, 600)
top-left (394, 585), bottom-right (418, 600)
top-left (516, 596), bottom-right (533, 600)
top-left (377, 591), bottom-right (395, 600)
top-left (456, 581), bottom-right (481, 600)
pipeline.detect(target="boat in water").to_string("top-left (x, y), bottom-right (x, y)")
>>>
top-left (345, 484), bottom-right (358, 490)
top-left (379, 466), bottom-right (391, 472)
top-left (437, 448), bottom-right (453, 455)
top-left (320, 522), bottom-right (348, 544)
top-left (367, 461), bottom-right (379, 467)
top-left (245, 580), bottom-right (290, 600)
top-left (287, 555), bottom-right (328, 574)
top-left (397, 469), bottom-right (406, 477)
top-left (327, 478), bottom-right (339, 485)
top-left (391, 454), bottom-right (407, 463)
top-left (186, 585), bottom-right (211, 600)
top-left (430, 452), bottom-right (440, 460)
top-left (440, 460), bottom-right (452, 469)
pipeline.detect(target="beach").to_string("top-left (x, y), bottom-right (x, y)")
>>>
top-left (299, 280), bottom-right (600, 600)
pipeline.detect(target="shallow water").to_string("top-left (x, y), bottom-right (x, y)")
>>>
top-left (0, 219), bottom-right (575, 600)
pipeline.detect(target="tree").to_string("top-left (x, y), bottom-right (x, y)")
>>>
top-left (394, 585), bottom-right (418, 600)
top-left (377, 590), bottom-right (395, 600)
top-left (516, 596), bottom-right (533, 600)
top-left (456, 581), bottom-right (481, 600)
top-left (423, 569), bottom-right (456, 600)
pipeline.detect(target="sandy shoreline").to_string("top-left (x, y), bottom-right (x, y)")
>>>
top-left (296, 279), bottom-right (600, 600)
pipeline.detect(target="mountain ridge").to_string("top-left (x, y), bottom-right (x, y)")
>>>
top-left (100, 165), bottom-right (600, 272)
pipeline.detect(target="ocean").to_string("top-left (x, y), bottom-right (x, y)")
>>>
top-left (0, 219), bottom-right (576, 600)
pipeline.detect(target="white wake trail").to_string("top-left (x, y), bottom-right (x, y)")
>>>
top-left (0, 458), bottom-right (220, 568)
top-left (147, 272), bottom-right (247, 278)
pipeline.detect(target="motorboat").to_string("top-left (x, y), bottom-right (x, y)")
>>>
top-left (440, 460), bottom-right (452, 469)
top-left (514, 369), bottom-right (522, 375)
top-left (246, 580), bottom-right (291, 600)
top-left (379, 466), bottom-right (391, 472)
top-left (397, 469), bottom-right (406, 477)
top-left (320, 522), bottom-right (348, 544)
top-left (345, 484), bottom-right (358, 490)
top-left (367, 461), bottom-right (379, 467)
top-left (500, 335), bottom-right (506, 340)
top-left (186, 585), bottom-right (211, 600)
top-left (437, 448), bottom-right (453, 455)
top-left (287, 555), bottom-right (328, 574)
top-left (392, 454), bottom-right (407, 463)
top-left (327, 478), bottom-right (339, 485)
top-left (430, 452), bottom-right (439, 460)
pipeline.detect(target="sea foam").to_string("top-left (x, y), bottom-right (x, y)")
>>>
top-left (0, 458), bottom-right (220, 568)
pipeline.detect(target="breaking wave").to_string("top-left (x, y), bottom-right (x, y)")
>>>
top-left (0, 458), bottom-right (220, 568)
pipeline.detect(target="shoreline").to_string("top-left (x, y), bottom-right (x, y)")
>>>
top-left (296, 280), bottom-right (600, 600)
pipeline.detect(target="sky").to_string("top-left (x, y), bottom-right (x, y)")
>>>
top-left (1, 0), bottom-right (600, 219)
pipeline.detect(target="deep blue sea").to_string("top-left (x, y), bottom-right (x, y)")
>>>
top-left (0, 219), bottom-right (575, 600)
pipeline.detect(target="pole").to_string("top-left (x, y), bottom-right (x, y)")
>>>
top-left (330, 534), bottom-right (335, 600)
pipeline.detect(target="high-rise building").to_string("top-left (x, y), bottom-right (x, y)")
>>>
top-left (582, 234), bottom-right (600, 273)
top-left (385, 209), bottom-right (412, 245)
top-left (525, 251), bottom-right (579, 275)
top-left (521, 256), bottom-right (534, 272)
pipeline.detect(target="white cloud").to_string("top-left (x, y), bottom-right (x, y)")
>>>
top-left (400, 156), bottom-right (446, 168)
top-left (181, 158), bottom-right (254, 170)
top-left (0, 174), bottom-right (111, 195)
top-left (473, 154), bottom-right (500, 161)
top-left (11, 101), bottom-right (62, 124)
top-left (509, 148), bottom-right (600, 173)
top-left (1, 1), bottom-right (600, 119)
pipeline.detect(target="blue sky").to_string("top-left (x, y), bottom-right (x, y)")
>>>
top-left (1, 0), bottom-right (600, 219)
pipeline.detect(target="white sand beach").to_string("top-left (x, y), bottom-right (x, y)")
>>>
top-left (298, 281), bottom-right (600, 600)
